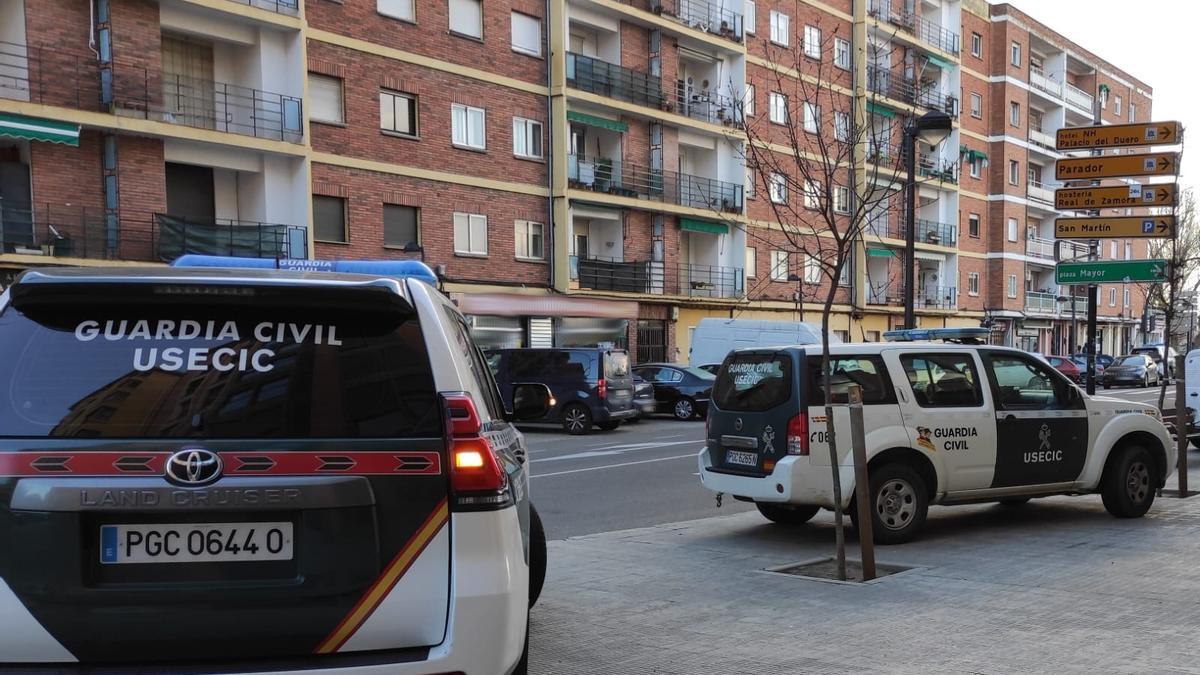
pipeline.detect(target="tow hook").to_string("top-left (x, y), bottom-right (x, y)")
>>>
top-left (715, 491), bottom-right (724, 508)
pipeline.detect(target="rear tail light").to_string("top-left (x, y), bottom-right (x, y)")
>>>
top-left (787, 412), bottom-right (809, 456)
top-left (597, 378), bottom-right (608, 400)
top-left (443, 392), bottom-right (511, 511)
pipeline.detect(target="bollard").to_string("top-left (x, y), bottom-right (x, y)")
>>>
top-left (1176, 355), bottom-right (1189, 497)
top-left (847, 384), bottom-right (876, 581)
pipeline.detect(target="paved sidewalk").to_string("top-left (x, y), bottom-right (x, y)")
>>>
top-left (530, 457), bottom-right (1200, 674)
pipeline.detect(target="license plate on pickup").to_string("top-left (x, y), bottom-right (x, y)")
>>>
top-left (100, 522), bottom-right (294, 564)
top-left (725, 450), bottom-right (758, 467)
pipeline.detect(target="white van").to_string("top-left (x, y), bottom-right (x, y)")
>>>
top-left (1185, 349), bottom-right (1200, 442)
top-left (688, 318), bottom-right (839, 370)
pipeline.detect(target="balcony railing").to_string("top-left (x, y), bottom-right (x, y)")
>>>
top-left (228, 0), bottom-right (301, 15)
top-left (866, 2), bottom-right (958, 53)
top-left (1029, 68), bottom-right (1063, 98)
top-left (904, 219), bottom-right (958, 246)
top-left (568, 155), bottom-right (743, 213)
top-left (572, 256), bottom-right (743, 298)
top-left (866, 67), bottom-right (957, 115)
top-left (646, 0), bottom-right (743, 41)
top-left (1027, 180), bottom-right (1056, 205)
top-left (1025, 291), bottom-right (1059, 313)
top-left (918, 155), bottom-right (959, 184)
top-left (1027, 237), bottom-right (1088, 261)
top-left (915, 286), bottom-right (956, 309)
top-left (566, 53), bottom-right (664, 109)
top-left (867, 1), bottom-right (914, 29)
top-left (675, 82), bottom-right (740, 127)
top-left (1028, 128), bottom-right (1057, 152)
top-left (153, 214), bottom-right (307, 262)
top-left (0, 42), bottom-right (303, 142)
top-left (1065, 83), bottom-right (1095, 115)
top-left (0, 202), bottom-right (127, 260)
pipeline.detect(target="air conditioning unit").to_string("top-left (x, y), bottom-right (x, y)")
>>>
top-left (945, 96), bottom-right (958, 116)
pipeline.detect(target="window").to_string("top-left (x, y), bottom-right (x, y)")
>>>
top-left (803, 102), bottom-right (819, 133)
top-left (744, 84), bottom-right (755, 117)
top-left (744, 0), bottom-right (756, 34)
top-left (1124, 288), bottom-right (1131, 307)
top-left (1007, 274), bottom-right (1017, 298)
top-left (970, 32), bottom-right (982, 58)
top-left (969, 154), bottom-right (981, 179)
top-left (770, 250), bottom-right (789, 280)
top-left (1129, 102), bottom-right (1136, 123)
top-left (745, 247), bottom-right (757, 278)
top-left (378, 0), bottom-right (414, 21)
top-left (804, 254), bottom-right (821, 283)
top-left (834, 111), bottom-right (849, 142)
top-left (968, 213), bottom-right (980, 238)
top-left (970, 92), bottom-right (982, 118)
top-left (834, 186), bottom-right (849, 213)
top-left (803, 25), bottom-right (820, 59)
top-left (453, 212), bottom-right (488, 255)
top-left (803, 179), bottom-right (820, 210)
top-left (769, 173), bottom-right (787, 203)
top-left (515, 220), bottom-right (544, 260)
top-left (900, 353), bottom-right (984, 408)
top-left (1110, 241), bottom-right (1117, 258)
top-left (769, 92), bottom-right (787, 124)
top-left (1008, 160), bottom-right (1019, 185)
top-left (513, 117), bottom-right (543, 158)
top-left (838, 262), bottom-right (850, 286)
top-left (1106, 288), bottom-right (1116, 306)
top-left (1125, 241), bottom-right (1132, 260)
top-left (1010, 41), bottom-right (1021, 67)
top-left (745, 166), bottom-right (755, 198)
top-left (313, 195), bottom-right (347, 243)
top-left (449, 0), bottom-right (483, 39)
top-left (808, 356), bottom-right (894, 405)
top-left (380, 90), bottom-right (417, 136)
top-left (712, 352), bottom-right (792, 413)
top-left (1007, 217), bottom-right (1018, 242)
top-left (452, 103), bottom-right (486, 149)
top-left (968, 272), bottom-right (980, 296)
top-left (769, 10), bottom-right (789, 46)
top-left (1114, 95), bottom-right (1122, 116)
top-left (308, 74), bottom-right (344, 124)
top-left (984, 353), bottom-right (1073, 410)
top-left (1009, 101), bottom-right (1020, 127)
top-left (383, 204), bottom-right (419, 248)
top-left (834, 38), bottom-right (850, 69)
top-left (511, 12), bottom-right (542, 56)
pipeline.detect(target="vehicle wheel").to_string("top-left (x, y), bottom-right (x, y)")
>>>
top-left (857, 463), bottom-right (929, 545)
top-left (597, 421), bottom-right (620, 431)
top-left (528, 504), bottom-right (547, 608)
top-left (1102, 383), bottom-right (1110, 390)
top-left (1101, 444), bottom-right (1158, 518)
top-left (1142, 374), bottom-right (1149, 388)
top-left (999, 497), bottom-right (1031, 506)
top-left (673, 397), bottom-right (696, 421)
top-left (755, 502), bottom-right (820, 525)
top-left (561, 404), bottom-right (593, 435)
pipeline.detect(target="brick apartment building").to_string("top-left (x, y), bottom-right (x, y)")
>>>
top-left (0, 0), bottom-right (1162, 361)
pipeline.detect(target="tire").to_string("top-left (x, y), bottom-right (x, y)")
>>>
top-left (597, 420), bottom-right (621, 431)
top-left (1102, 383), bottom-right (1110, 390)
top-left (855, 463), bottom-right (929, 545)
top-left (561, 403), bottom-right (593, 435)
top-left (1142, 374), bottom-right (1149, 388)
top-left (755, 502), bottom-right (820, 525)
top-left (673, 397), bottom-right (696, 421)
top-left (999, 497), bottom-right (1031, 506)
top-left (1101, 444), bottom-right (1158, 518)
top-left (528, 503), bottom-right (547, 608)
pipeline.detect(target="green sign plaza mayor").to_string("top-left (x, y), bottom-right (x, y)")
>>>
top-left (1055, 259), bottom-right (1169, 284)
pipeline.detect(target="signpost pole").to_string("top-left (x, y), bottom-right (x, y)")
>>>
top-left (848, 384), bottom-right (875, 581)
top-left (1084, 88), bottom-right (1105, 396)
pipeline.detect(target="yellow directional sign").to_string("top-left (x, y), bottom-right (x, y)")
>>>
top-left (1054, 215), bottom-right (1175, 239)
top-left (1056, 121), bottom-right (1182, 150)
top-left (1055, 152), bottom-right (1178, 180)
top-left (1055, 183), bottom-right (1178, 210)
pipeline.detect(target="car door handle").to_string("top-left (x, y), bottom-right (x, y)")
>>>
top-left (1004, 414), bottom-right (1016, 421)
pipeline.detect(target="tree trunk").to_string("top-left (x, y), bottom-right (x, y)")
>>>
top-left (820, 296), bottom-right (846, 581)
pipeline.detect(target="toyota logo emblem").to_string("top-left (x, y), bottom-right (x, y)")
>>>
top-left (734, 418), bottom-right (744, 431)
top-left (165, 449), bottom-right (223, 486)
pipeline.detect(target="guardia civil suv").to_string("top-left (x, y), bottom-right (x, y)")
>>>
top-left (0, 256), bottom-right (548, 673)
top-left (699, 328), bottom-right (1176, 544)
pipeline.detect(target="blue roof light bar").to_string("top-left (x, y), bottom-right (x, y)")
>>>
top-left (170, 256), bottom-right (439, 286)
top-left (883, 327), bottom-right (991, 343)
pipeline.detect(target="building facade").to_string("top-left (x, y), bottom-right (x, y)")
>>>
top-left (0, 0), bottom-right (1159, 362)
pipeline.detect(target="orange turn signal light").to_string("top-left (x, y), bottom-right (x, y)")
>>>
top-left (455, 450), bottom-right (486, 469)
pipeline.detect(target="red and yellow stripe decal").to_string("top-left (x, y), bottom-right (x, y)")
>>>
top-left (314, 498), bottom-right (450, 654)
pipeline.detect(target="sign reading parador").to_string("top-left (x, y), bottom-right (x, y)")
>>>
top-left (1055, 121), bottom-right (1181, 150)
top-left (1054, 183), bottom-right (1177, 210)
top-left (1054, 216), bottom-right (1175, 239)
top-left (1054, 152), bottom-right (1178, 180)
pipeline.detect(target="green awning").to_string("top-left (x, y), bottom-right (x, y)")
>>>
top-left (926, 54), bottom-right (953, 70)
top-left (680, 218), bottom-right (728, 235)
top-left (866, 102), bottom-right (896, 119)
top-left (0, 114), bottom-right (80, 146)
top-left (959, 147), bottom-right (988, 161)
top-left (867, 247), bottom-right (896, 258)
top-left (566, 111), bottom-right (628, 133)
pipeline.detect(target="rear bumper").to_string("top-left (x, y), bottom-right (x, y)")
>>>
top-left (598, 407), bottom-right (639, 421)
top-left (696, 449), bottom-right (838, 508)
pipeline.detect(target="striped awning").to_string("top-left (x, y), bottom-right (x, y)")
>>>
top-left (0, 114), bottom-right (80, 146)
top-left (866, 247), bottom-right (896, 258)
top-left (926, 54), bottom-right (953, 70)
top-left (680, 218), bottom-right (728, 235)
top-left (866, 102), bottom-right (896, 119)
top-left (566, 111), bottom-right (628, 133)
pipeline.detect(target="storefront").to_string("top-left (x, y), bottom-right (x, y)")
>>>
top-left (454, 293), bottom-right (637, 351)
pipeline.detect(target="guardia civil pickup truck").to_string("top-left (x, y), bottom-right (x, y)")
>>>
top-left (699, 328), bottom-right (1175, 544)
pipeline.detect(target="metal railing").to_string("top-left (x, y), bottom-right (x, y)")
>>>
top-left (902, 219), bottom-right (957, 246)
top-left (866, 67), bottom-right (957, 115)
top-left (1029, 67), bottom-right (1063, 98)
top-left (917, 155), bottom-right (959, 184)
top-left (1026, 237), bottom-right (1056, 260)
top-left (1025, 291), bottom-right (1059, 313)
top-left (229, 0), bottom-right (301, 15)
top-left (647, 0), bottom-right (743, 41)
top-left (674, 81), bottom-right (740, 126)
top-left (158, 73), bottom-right (303, 142)
top-left (153, 214), bottom-right (307, 261)
top-left (1028, 128), bottom-right (1056, 152)
top-left (572, 256), bottom-right (743, 298)
top-left (915, 286), bottom-right (956, 309)
top-left (567, 53), bottom-right (664, 109)
top-left (907, 12), bottom-right (959, 54)
top-left (568, 155), bottom-right (743, 213)
top-left (867, 0), bottom-right (914, 29)
top-left (1065, 83), bottom-right (1095, 114)
top-left (0, 201), bottom-right (131, 260)
top-left (1027, 180), bottom-right (1056, 205)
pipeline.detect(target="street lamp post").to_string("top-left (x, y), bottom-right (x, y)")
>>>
top-left (903, 110), bottom-right (954, 329)
top-left (787, 273), bottom-right (805, 322)
top-left (1058, 290), bottom-right (1078, 355)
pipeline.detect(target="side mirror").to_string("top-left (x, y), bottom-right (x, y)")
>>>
top-left (511, 383), bottom-right (554, 421)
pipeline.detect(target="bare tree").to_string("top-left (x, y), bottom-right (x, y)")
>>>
top-left (1142, 187), bottom-right (1200, 410)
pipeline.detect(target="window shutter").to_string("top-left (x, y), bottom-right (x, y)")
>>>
top-left (309, 75), bottom-right (343, 123)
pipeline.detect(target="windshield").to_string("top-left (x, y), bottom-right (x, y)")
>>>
top-left (680, 366), bottom-right (716, 381)
top-left (1114, 355), bottom-right (1147, 367)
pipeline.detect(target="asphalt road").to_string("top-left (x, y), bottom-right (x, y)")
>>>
top-left (525, 383), bottom-right (1183, 541)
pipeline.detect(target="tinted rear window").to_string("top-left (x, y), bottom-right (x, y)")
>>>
top-left (712, 352), bottom-right (793, 412)
top-left (0, 301), bottom-right (440, 438)
top-left (604, 351), bottom-right (630, 380)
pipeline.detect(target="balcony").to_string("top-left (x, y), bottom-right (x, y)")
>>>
top-left (0, 202), bottom-right (125, 260)
top-left (915, 286), bottom-right (956, 310)
top-left (645, 0), bottom-right (743, 41)
top-left (566, 53), bottom-right (665, 109)
top-left (1028, 237), bottom-right (1088, 261)
top-left (1065, 83), bottom-right (1094, 116)
top-left (568, 155), bottom-right (743, 213)
top-left (1029, 67), bottom-right (1063, 99)
top-left (1028, 128), bottom-right (1057, 153)
top-left (917, 155), bottom-right (958, 184)
top-left (226, 0), bottom-right (300, 15)
top-left (904, 219), bottom-right (957, 246)
top-left (572, 256), bottom-right (744, 298)
top-left (153, 213), bottom-right (307, 261)
top-left (1026, 291), bottom-right (1088, 315)
top-left (1027, 181), bottom-right (1056, 205)
top-left (866, 67), bottom-right (957, 115)
top-left (674, 82), bottom-right (740, 127)
top-left (866, 2), bottom-right (959, 54)
top-left (157, 73), bottom-right (304, 143)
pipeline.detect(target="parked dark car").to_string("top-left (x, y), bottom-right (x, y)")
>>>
top-left (487, 348), bottom-right (636, 434)
top-left (631, 363), bottom-right (716, 420)
top-left (1101, 354), bottom-right (1162, 389)
top-left (1132, 344), bottom-right (1178, 380)
top-left (697, 363), bottom-right (722, 375)
top-left (630, 374), bottom-right (656, 420)
top-left (1043, 355), bottom-right (1082, 383)
top-left (1071, 353), bottom-right (1112, 376)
